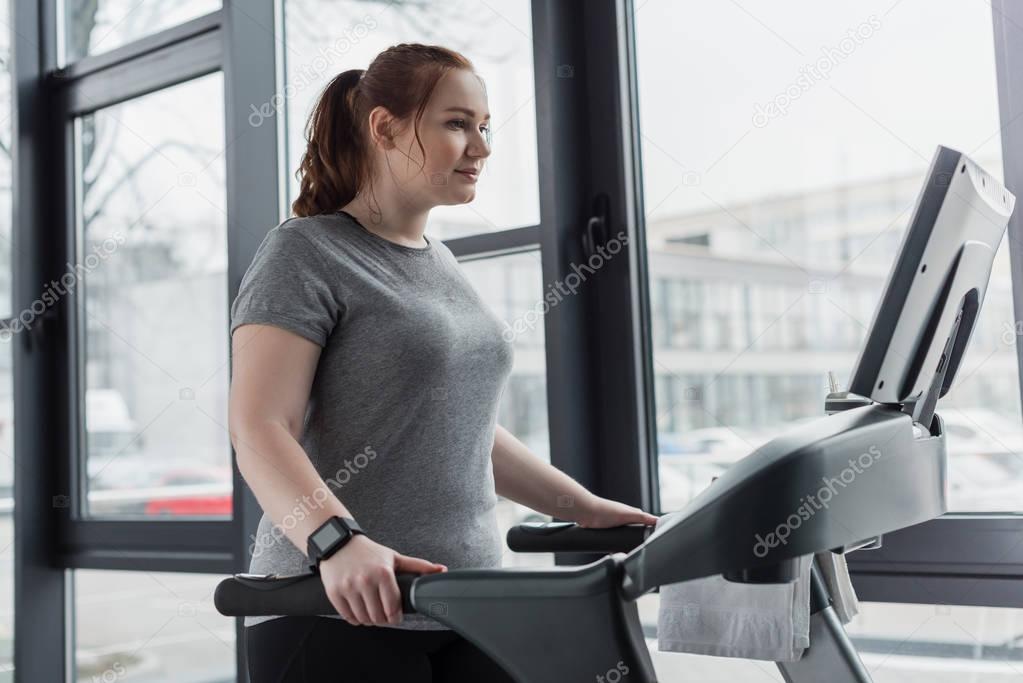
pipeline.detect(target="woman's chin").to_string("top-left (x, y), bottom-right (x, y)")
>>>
top-left (430, 186), bottom-right (477, 206)
top-left (442, 190), bottom-right (476, 205)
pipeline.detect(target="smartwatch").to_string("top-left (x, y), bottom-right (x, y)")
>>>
top-left (307, 516), bottom-right (366, 573)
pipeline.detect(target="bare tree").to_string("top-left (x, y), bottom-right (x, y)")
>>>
top-left (68, 0), bottom-right (220, 248)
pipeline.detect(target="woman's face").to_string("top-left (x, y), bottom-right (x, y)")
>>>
top-left (376, 69), bottom-right (492, 208)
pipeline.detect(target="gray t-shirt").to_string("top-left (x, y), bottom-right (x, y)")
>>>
top-left (230, 211), bottom-right (514, 629)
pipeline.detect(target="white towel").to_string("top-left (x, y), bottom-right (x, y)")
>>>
top-left (656, 512), bottom-right (812, 662)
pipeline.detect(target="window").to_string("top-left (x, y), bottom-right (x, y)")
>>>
top-left (635, 0), bottom-right (1019, 514)
top-left (60, 0), bottom-right (221, 64)
top-left (845, 601), bottom-right (1023, 681)
top-left (637, 595), bottom-right (1023, 680)
top-left (0, 0), bottom-right (13, 673)
top-left (75, 73), bottom-right (231, 519)
top-left (635, 1), bottom-right (1023, 677)
top-left (74, 570), bottom-right (234, 682)
top-left (281, 0), bottom-right (540, 238)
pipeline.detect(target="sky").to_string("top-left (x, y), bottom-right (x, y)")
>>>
top-left (633, 0), bottom-right (1005, 217)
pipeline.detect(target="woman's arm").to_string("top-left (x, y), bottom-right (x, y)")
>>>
top-left (229, 324), bottom-right (360, 554)
top-left (230, 323), bottom-right (447, 627)
top-left (491, 424), bottom-right (658, 528)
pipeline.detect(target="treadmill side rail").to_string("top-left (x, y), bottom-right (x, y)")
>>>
top-left (410, 555), bottom-right (658, 683)
top-left (623, 404), bottom-right (947, 598)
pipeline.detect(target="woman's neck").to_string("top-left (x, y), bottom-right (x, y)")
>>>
top-left (339, 196), bottom-right (430, 248)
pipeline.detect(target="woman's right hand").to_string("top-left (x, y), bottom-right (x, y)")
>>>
top-left (317, 535), bottom-right (447, 626)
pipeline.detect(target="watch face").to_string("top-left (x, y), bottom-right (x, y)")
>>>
top-left (311, 523), bottom-right (344, 550)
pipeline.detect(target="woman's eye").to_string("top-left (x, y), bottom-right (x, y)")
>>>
top-left (448, 120), bottom-right (490, 133)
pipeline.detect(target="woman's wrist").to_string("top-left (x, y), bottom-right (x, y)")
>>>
top-left (558, 491), bottom-right (602, 526)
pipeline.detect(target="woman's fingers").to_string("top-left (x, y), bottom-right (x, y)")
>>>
top-left (379, 572), bottom-right (403, 625)
top-left (346, 590), bottom-right (372, 625)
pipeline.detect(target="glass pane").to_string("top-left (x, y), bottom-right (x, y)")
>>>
top-left (635, 0), bottom-right (1021, 513)
top-left (638, 594), bottom-right (1023, 681)
top-left (282, 0), bottom-right (540, 239)
top-left (0, 0), bottom-right (12, 676)
top-left (74, 570), bottom-right (235, 682)
top-left (459, 251), bottom-right (552, 568)
top-left (77, 73), bottom-right (231, 519)
top-left (62, 0), bottom-right (222, 65)
top-left (0, 348), bottom-right (11, 683)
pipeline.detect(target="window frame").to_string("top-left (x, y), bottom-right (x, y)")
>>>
top-left (843, 0), bottom-right (1023, 601)
top-left (15, 1), bottom-right (611, 681)
top-left (13, 4), bottom-right (242, 681)
top-left (606, 0), bottom-right (1023, 606)
top-left (12, 1), bottom-right (1023, 681)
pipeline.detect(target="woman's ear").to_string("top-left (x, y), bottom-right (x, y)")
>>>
top-left (367, 105), bottom-right (397, 150)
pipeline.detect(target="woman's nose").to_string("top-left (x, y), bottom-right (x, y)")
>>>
top-left (469, 131), bottom-right (491, 158)
top-left (467, 144), bottom-right (490, 160)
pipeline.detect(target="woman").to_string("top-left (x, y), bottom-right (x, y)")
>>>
top-left (229, 43), bottom-right (657, 682)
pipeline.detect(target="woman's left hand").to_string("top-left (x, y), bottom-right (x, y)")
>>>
top-left (576, 495), bottom-right (660, 528)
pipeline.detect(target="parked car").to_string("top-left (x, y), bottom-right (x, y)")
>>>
top-left (143, 465), bottom-right (232, 516)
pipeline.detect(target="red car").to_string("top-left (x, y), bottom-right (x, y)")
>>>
top-left (144, 466), bottom-right (232, 516)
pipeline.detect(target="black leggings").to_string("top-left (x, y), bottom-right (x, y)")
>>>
top-left (245, 616), bottom-right (516, 683)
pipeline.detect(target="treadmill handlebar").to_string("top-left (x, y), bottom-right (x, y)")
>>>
top-left (214, 570), bottom-right (418, 617)
top-left (506, 522), bottom-right (652, 554)
top-left (215, 523), bottom-right (654, 618)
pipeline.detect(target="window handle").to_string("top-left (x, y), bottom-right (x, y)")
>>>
top-left (581, 192), bottom-right (610, 258)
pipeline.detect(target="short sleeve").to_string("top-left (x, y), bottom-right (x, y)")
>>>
top-left (230, 226), bottom-right (343, 347)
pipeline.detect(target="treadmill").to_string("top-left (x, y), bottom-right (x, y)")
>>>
top-left (216, 145), bottom-right (1016, 682)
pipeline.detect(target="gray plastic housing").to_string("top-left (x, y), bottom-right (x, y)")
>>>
top-left (622, 403), bottom-right (946, 599)
top-left (410, 554), bottom-right (657, 683)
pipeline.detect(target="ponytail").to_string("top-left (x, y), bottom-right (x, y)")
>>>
top-left (292, 69), bottom-right (366, 217)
